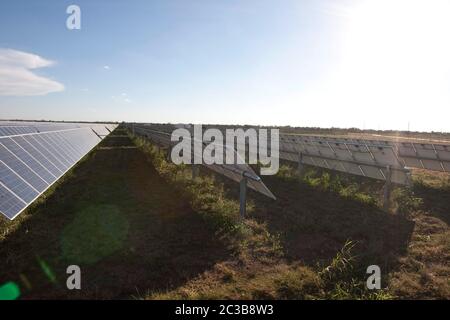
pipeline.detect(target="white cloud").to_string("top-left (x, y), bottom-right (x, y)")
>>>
top-left (103, 65), bottom-right (110, 70)
top-left (0, 48), bottom-right (64, 96)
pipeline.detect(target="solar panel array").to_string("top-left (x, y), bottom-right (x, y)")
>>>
top-left (0, 122), bottom-right (114, 138)
top-left (383, 141), bottom-right (450, 172)
top-left (166, 126), bottom-right (412, 185)
top-left (128, 124), bottom-right (425, 187)
top-left (204, 130), bottom-right (411, 185)
top-left (0, 122), bottom-right (117, 220)
top-left (278, 134), bottom-right (411, 185)
top-left (127, 123), bottom-right (450, 185)
top-left (127, 123), bottom-right (276, 199)
top-left (278, 134), bottom-right (450, 173)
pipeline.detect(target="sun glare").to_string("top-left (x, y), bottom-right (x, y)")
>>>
top-left (298, 0), bottom-right (450, 131)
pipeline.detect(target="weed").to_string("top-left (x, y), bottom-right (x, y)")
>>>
top-left (391, 188), bottom-right (423, 217)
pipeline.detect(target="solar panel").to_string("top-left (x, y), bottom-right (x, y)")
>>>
top-left (28, 134), bottom-right (71, 170)
top-left (280, 133), bottom-right (450, 173)
top-left (0, 138), bottom-right (56, 184)
top-left (0, 161), bottom-right (39, 203)
top-left (279, 133), bottom-right (411, 185)
top-left (11, 136), bottom-right (64, 177)
top-left (193, 138), bottom-right (276, 200)
top-left (133, 126), bottom-right (172, 147)
top-left (0, 123), bottom-right (118, 220)
top-left (395, 141), bottom-right (450, 172)
top-left (0, 122), bottom-right (118, 137)
top-left (90, 125), bottom-right (113, 138)
top-left (0, 143), bottom-right (49, 192)
top-left (0, 183), bottom-right (27, 219)
top-left (128, 123), bottom-right (276, 200)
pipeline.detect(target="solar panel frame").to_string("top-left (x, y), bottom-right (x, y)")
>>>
top-left (279, 133), bottom-right (411, 185)
top-left (0, 123), bottom-right (118, 220)
top-left (129, 124), bottom-right (276, 200)
top-left (284, 133), bottom-right (450, 173)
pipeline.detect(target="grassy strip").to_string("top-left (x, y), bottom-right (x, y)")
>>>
top-left (277, 163), bottom-right (425, 215)
top-left (130, 134), bottom-right (282, 256)
top-left (277, 165), bottom-right (378, 206)
top-left (129, 133), bottom-right (395, 300)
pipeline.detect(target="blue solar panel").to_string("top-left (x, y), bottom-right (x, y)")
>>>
top-left (31, 135), bottom-right (71, 169)
top-left (0, 138), bottom-right (56, 185)
top-left (0, 123), bottom-right (117, 219)
top-left (0, 161), bottom-right (39, 203)
top-left (43, 133), bottom-right (77, 164)
top-left (0, 183), bottom-right (27, 220)
top-left (0, 126), bottom-right (38, 136)
top-left (0, 128), bottom-right (8, 136)
top-left (63, 133), bottom-right (86, 157)
top-left (12, 136), bottom-right (63, 177)
top-left (23, 135), bottom-right (68, 172)
top-left (56, 132), bottom-right (83, 158)
top-left (0, 143), bottom-right (48, 192)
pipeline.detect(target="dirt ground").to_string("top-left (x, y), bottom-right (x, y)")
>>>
top-left (0, 133), bottom-right (229, 299)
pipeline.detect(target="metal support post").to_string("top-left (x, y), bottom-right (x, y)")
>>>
top-left (192, 165), bottom-right (199, 179)
top-left (383, 165), bottom-right (392, 211)
top-left (167, 146), bottom-right (172, 162)
top-left (298, 152), bottom-right (304, 177)
top-left (91, 128), bottom-right (103, 140)
top-left (239, 176), bottom-right (248, 219)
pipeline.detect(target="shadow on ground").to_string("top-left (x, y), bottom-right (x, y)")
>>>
top-left (211, 166), bottom-right (415, 272)
top-left (413, 183), bottom-right (450, 226)
top-left (0, 131), bottom-right (230, 299)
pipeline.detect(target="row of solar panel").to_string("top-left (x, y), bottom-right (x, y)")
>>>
top-left (234, 131), bottom-right (444, 181)
top-left (0, 122), bottom-right (117, 128)
top-left (128, 124), bottom-right (276, 199)
top-left (197, 129), bottom-right (410, 184)
top-left (129, 123), bottom-right (409, 186)
top-left (0, 125), bottom-right (117, 220)
top-left (128, 123), bottom-right (449, 184)
top-left (280, 134), bottom-right (403, 165)
top-left (197, 127), bottom-right (450, 172)
top-left (0, 123), bottom-right (117, 137)
top-left (281, 133), bottom-right (450, 172)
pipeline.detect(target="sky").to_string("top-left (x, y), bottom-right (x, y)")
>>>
top-left (0, 0), bottom-right (449, 132)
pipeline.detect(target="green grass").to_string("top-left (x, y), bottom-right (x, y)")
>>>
top-left (276, 164), bottom-right (379, 207)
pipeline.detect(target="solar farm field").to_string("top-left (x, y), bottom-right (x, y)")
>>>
top-left (0, 124), bottom-right (448, 300)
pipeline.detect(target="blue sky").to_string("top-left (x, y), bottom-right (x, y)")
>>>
top-left (1, 0), bottom-right (449, 132)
